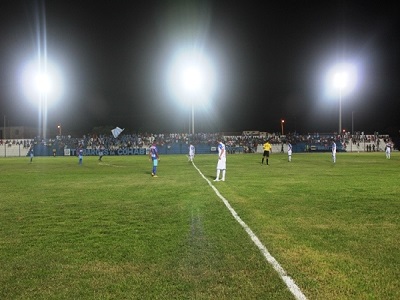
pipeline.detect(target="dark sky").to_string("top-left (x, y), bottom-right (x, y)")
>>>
top-left (0, 0), bottom-right (399, 136)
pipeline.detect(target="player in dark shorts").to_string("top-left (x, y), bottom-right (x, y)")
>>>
top-left (262, 140), bottom-right (272, 165)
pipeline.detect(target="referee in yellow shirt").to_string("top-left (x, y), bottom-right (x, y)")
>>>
top-left (262, 140), bottom-right (272, 165)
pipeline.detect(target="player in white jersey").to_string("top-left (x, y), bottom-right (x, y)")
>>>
top-left (214, 139), bottom-right (226, 182)
top-left (385, 142), bottom-right (391, 159)
top-left (188, 144), bottom-right (195, 162)
top-left (331, 140), bottom-right (337, 163)
top-left (29, 145), bottom-right (34, 163)
top-left (287, 141), bottom-right (292, 162)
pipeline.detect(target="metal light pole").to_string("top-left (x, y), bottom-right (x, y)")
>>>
top-left (334, 71), bottom-right (347, 135)
top-left (331, 63), bottom-right (357, 137)
top-left (170, 50), bottom-right (215, 137)
top-left (281, 119), bottom-right (285, 135)
top-left (191, 101), bottom-right (194, 135)
top-left (339, 88), bottom-right (342, 134)
top-left (36, 73), bottom-right (50, 139)
top-left (351, 111), bottom-right (354, 136)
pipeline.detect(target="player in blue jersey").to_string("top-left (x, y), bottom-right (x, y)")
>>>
top-left (149, 141), bottom-right (160, 177)
top-left (331, 140), bottom-right (336, 163)
top-left (287, 141), bottom-right (292, 162)
top-left (214, 139), bottom-right (226, 182)
top-left (77, 145), bottom-right (84, 165)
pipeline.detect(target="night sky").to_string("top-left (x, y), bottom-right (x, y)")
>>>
top-left (0, 0), bottom-right (399, 136)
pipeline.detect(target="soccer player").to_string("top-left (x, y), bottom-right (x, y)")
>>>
top-left (29, 145), bottom-right (34, 163)
top-left (149, 141), bottom-right (160, 177)
top-left (385, 142), bottom-right (391, 159)
top-left (214, 139), bottom-right (226, 182)
top-left (261, 140), bottom-right (272, 165)
top-left (77, 144), bottom-right (84, 165)
top-left (287, 141), bottom-right (292, 162)
top-left (98, 143), bottom-right (104, 161)
top-left (188, 143), bottom-right (195, 162)
top-left (331, 139), bottom-right (337, 163)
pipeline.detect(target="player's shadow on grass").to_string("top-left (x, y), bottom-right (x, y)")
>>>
top-left (206, 175), bottom-right (215, 181)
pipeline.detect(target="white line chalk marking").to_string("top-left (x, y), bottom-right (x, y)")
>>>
top-left (192, 162), bottom-right (307, 300)
top-left (98, 162), bottom-right (127, 168)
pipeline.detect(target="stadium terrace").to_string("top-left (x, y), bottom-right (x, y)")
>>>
top-left (0, 131), bottom-right (394, 158)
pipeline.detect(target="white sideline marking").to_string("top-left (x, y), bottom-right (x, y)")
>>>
top-left (192, 162), bottom-right (307, 300)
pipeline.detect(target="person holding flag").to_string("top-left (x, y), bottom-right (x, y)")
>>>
top-left (149, 141), bottom-right (160, 177)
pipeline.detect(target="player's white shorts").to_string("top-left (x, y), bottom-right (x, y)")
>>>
top-left (217, 157), bottom-right (226, 170)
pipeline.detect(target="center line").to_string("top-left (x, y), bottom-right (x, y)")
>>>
top-left (192, 162), bottom-right (307, 300)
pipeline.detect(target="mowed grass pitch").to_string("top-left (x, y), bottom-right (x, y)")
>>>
top-left (0, 152), bottom-right (399, 299)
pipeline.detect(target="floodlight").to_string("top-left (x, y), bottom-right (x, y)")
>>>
top-left (20, 58), bottom-right (63, 105)
top-left (182, 64), bottom-right (204, 93)
top-left (20, 58), bottom-right (64, 139)
top-left (333, 72), bottom-right (348, 89)
top-left (328, 63), bottom-right (357, 134)
top-left (35, 73), bottom-right (51, 93)
top-left (166, 47), bottom-right (216, 134)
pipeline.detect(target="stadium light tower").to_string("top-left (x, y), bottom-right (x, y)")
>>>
top-left (329, 63), bottom-right (357, 135)
top-left (35, 72), bottom-right (51, 139)
top-left (182, 64), bottom-right (204, 134)
top-left (333, 71), bottom-right (348, 134)
top-left (20, 59), bottom-right (63, 140)
top-left (281, 119), bottom-right (285, 135)
top-left (167, 48), bottom-right (216, 135)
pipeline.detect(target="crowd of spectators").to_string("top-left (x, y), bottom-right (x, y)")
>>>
top-left (0, 139), bottom-right (32, 148)
top-left (3, 131), bottom-right (391, 152)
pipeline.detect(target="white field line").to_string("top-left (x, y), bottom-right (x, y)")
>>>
top-left (98, 162), bottom-right (127, 168)
top-left (192, 162), bottom-right (307, 300)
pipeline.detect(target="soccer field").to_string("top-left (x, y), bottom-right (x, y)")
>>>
top-left (0, 152), bottom-right (399, 299)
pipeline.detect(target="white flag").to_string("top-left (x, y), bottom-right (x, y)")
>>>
top-left (111, 127), bottom-right (124, 138)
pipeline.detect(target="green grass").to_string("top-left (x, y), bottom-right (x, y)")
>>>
top-left (0, 152), bottom-right (399, 299)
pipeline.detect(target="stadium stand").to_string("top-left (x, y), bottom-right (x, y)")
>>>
top-left (0, 133), bottom-right (392, 157)
top-left (0, 140), bottom-right (31, 157)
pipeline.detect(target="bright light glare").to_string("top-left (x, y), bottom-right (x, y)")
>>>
top-left (326, 62), bottom-right (357, 97)
top-left (35, 73), bottom-right (51, 93)
top-left (20, 59), bottom-right (64, 105)
top-left (182, 65), bottom-right (203, 93)
top-left (333, 71), bottom-right (348, 89)
top-left (166, 48), bottom-right (216, 106)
